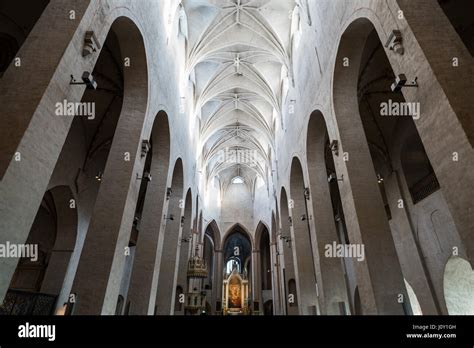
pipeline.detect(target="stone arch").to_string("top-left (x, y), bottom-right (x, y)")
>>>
top-left (155, 157), bottom-right (185, 315)
top-left (332, 17), bottom-right (408, 314)
top-left (39, 186), bottom-right (78, 297)
top-left (222, 224), bottom-right (253, 284)
top-left (203, 228), bottom-right (216, 292)
top-left (126, 110), bottom-right (172, 315)
top-left (305, 110), bottom-right (350, 315)
top-left (204, 220), bottom-right (222, 254)
top-left (289, 157), bottom-right (318, 315)
top-left (255, 221), bottom-right (272, 314)
top-left (254, 221), bottom-right (271, 247)
top-left (1, 185), bottom-right (77, 315)
top-left (203, 219), bottom-right (221, 314)
top-left (222, 223), bottom-right (254, 251)
top-left (344, 4), bottom-right (474, 267)
top-left (443, 256), bottom-right (474, 315)
top-left (279, 187), bottom-right (297, 315)
top-left (69, 14), bottom-right (149, 315)
top-left (175, 188), bottom-right (193, 315)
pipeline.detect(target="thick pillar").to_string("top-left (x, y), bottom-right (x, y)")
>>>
top-left (69, 17), bottom-right (149, 315)
top-left (289, 161), bottom-right (319, 315)
top-left (306, 119), bottom-right (350, 314)
top-left (126, 163), bottom-right (167, 314)
top-left (283, 242), bottom-right (298, 315)
top-left (0, 1), bottom-right (93, 302)
top-left (175, 233), bottom-right (192, 315)
top-left (154, 191), bottom-right (183, 315)
top-left (251, 249), bottom-right (262, 314)
top-left (395, 1), bottom-right (474, 264)
top-left (270, 241), bottom-right (281, 314)
top-left (308, 184), bottom-right (350, 314)
top-left (214, 249), bottom-right (223, 313)
top-left (276, 237), bottom-right (287, 315)
top-left (384, 170), bottom-right (440, 314)
top-left (333, 19), bottom-right (410, 314)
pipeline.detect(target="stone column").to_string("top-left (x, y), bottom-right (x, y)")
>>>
top-left (70, 144), bottom-right (146, 314)
top-left (333, 20), bottom-right (409, 314)
top-left (282, 238), bottom-right (298, 315)
top-left (126, 161), bottom-right (167, 314)
top-left (0, 1), bottom-right (94, 302)
top-left (384, 170), bottom-right (440, 314)
top-left (214, 249), bottom-right (223, 313)
top-left (289, 203), bottom-right (318, 315)
top-left (278, 240), bottom-right (287, 315)
top-left (394, 0), bottom-right (474, 264)
top-left (307, 156), bottom-right (350, 314)
top-left (251, 249), bottom-right (262, 314)
top-left (175, 229), bottom-right (192, 315)
top-left (270, 241), bottom-right (281, 314)
top-left (154, 194), bottom-right (183, 315)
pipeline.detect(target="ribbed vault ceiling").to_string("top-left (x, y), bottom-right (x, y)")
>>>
top-left (183, 0), bottom-right (296, 191)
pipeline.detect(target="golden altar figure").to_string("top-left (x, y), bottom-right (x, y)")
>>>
top-left (222, 269), bottom-right (249, 315)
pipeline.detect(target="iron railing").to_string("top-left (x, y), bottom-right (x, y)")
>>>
top-left (0, 289), bottom-right (57, 315)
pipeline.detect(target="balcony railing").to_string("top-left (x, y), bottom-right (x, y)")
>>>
top-left (0, 289), bottom-right (57, 315)
top-left (410, 172), bottom-right (440, 204)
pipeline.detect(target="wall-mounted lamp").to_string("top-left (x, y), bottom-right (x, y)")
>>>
top-left (330, 140), bottom-right (339, 157)
top-left (133, 216), bottom-right (140, 227)
top-left (288, 216), bottom-right (293, 226)
top-left (304, 187), bottom-right (310, 200)
top-left (70, 71), bottom-right (98, 90)
top-left (391, 74), bottom-right (418, 92)
top-left (385, 30), bottom-right (404, 55)
top-left (166, 187), bottom-right (172, 200)
top-left (164, 214), bottom-right (175, 221)
top-left (141, 140), bottom-right (151, 158)
top-left (280, 235), bottom-right (292, 247)
top-left (328, 172), bottom-right (344, 183)
top-left (180, 235), bottom-right (192, 244)
top-left (377, 174), bottom-right (384, 184)
top-left (180, 216), bottom-right (185, 227)
top-left (82, 31), bottom-right (101, 57)
top-left (95, 171), bottom-right (103, 182)
top-left (301, 214), bottom-right (307, 221)
top-left (137, 172), bottom-right (152, 182)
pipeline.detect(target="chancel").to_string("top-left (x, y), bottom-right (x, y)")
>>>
top-left (0, 0), bottom-right (473, 318)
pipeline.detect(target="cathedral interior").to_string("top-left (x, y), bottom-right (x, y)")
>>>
top-left (0, 0), bottom-right (473, 318)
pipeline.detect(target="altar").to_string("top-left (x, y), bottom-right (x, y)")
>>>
top-left (222, 269), bottom-right (249, 315)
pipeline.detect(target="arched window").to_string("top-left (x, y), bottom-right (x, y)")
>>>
top-left (231, 176), bottom-right (244, 185)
